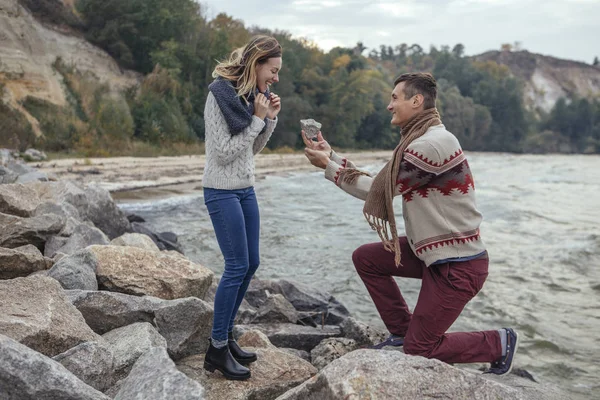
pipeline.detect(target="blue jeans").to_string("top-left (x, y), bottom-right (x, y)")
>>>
top-left (203, 187), bottom-right (260, 342)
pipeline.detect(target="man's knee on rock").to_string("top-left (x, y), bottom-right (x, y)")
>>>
top-left (403, 338), bottom-right (433, 358)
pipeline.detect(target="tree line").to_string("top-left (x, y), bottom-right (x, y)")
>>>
top-left (5, 0), bottom-right (599, 155)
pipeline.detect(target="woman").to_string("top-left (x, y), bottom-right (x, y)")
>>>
top-left (202, 35), bottom-right (282, 381)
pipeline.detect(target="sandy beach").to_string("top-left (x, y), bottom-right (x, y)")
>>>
top-left (34, 151), bottom-right (391, 202)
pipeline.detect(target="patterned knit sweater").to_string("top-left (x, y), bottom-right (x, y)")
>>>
top-left (203, 92), bottom-right (277, 190)
top-left (325, 124), bottom-right (486, 266)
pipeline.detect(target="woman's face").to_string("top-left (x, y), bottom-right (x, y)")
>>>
top-left (256, 57), bottom-right (282, 93)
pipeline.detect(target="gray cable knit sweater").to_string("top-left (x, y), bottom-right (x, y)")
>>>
top-left (202, 92), bottom-right (277, 190)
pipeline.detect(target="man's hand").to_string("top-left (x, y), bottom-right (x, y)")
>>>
top-left (304, 148), bottom-right (329, 169)
top-left (267, 93), bottom-right (281, 119)
top-left (301, 131), bottom-right (332, 154)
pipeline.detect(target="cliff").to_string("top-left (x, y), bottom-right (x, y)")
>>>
top-left (473, 50), bottom-right (600, 112)
top-left (0, 0), bottom-right (140, 136)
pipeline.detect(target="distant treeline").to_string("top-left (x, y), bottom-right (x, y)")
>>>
top-left (4, 0), bottom-right (599, 155)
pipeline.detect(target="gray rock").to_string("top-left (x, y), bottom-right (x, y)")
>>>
top-left (16, 171), bottom-right (51, 183)
top-left (276, 349), bottom-right (570, 400)
top-left (280, 348), bottom-right (311, 362)
top-left (1, 148), bottom-right (15, 165)
top-left (115, 346), bottom-right (204, 400)
top-left (0, 334), bottom-right (111, 400)
top-left (300, 118), bottom-right (322, 140)
top-left (0, 212), bottom-right (64, 249)
top-left (102, 322), bottom-right (167, 381)
top-left (131, 221), bottom-right (184, 253)
top-left (154, 297), bottom-right (213, 360)
top-left (6, 159), bottom-right (36, 175)
top-left (24, 148), bottom-right (47, 161)
top-left (83, 184), bottom-right (131, 239)
top-left (0, 276), bottom-right (100, 357)
top-left (53, 341), bottom-right (116, 392)
top-left (0, 245), bottom-right (51, 279)
top-left (45, 224), bottom-right (110, 258)
top-left (310, 337), bottom-right (359, 370)
top-left (253, 293), bottom-right (299, 324)
top-left (110, 232), bottom-right (160, 252)
top-left (0, 183), bottom-right (41, 217)
top-left (234, 323), bottom-right (342, 353)
top-left (340, 317), bottom-right (387, 347)
top-left (66, 290), bottom-right (165, 334)
top-left (47, 249), bottom-right (99, 290)
top-left (244, 278), bottom-right (285, 307)
top-left (278, 279), bottom-right (350, 325)
top-left (29, 181), bottom-right (90, 220)
top-left (34, 201), bottom-right (85, 236)
top-left (0, 165), bottom-right (18, 184)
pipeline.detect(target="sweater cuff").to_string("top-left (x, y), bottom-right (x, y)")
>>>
top-left (325, 160), bottom-right (343, 185)
top-left (261, 117), bottom-right (277, 134)
top-left (251, 115), bottom-right (266, 133)
top-left (330, 150), bottom-right (345, 165)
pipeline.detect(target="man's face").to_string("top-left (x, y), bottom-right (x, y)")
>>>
top-left (387, 82), bottom-right (418, 128)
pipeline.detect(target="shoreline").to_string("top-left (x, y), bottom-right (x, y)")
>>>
top-left (35, 151), bottom-right (391, 203)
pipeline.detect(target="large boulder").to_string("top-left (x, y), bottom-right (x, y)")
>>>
top-left (91, 245), bottom-right (213, 300)
top-left (252, 293), bottom-right (299, 324)
top-left (0, 334), bottom-right (111, 400)
top-left (0, 183), bottom-right (40, 217)
top-left (131, 221), bottom-right (184, 253)
top-left (114, 346), bottom-right (205, 400)
top-left (110, 232), bottom-right (160, 252)
top-left (0, 165), bottom-right (18, 184)
top-left (66, 290), bottom-right (166, 334)
top-left (233, 323), bottom-right (341, 353)
top-left (29, 181), bottom-right (90, 225)
top-left (44, 224), bottom-right (110, 258)
top-left (34, 201), bottom-right (86, 236)
top-left (0, 276), bottom-right (100, 357)
top-left (82, 184), bottom-right (131, 239)
top-left (0, 212), bottom-right (64, 249)
top-left (16, 171), bottom-right (53, 183)
top-left (154, 297), bottom-right (213, 360)
top-left (47, 249), bottom-right (99, 290)
top-left (278, 279), bottom-right (350, 325)
top-left (53, 340), bottom-right (116, 393)
top-left (275, 349), bottom-right (569, 400)
top-left (177, 348), bottom-right (317, 400)
top-left (0, 244), bottom-right (52, 279)
top-left (340, 317), bottom-right (387, 347)
top-left (310, 337), bottom-right (359, 370)
top-left (102, 322), bottom-right (167, 381)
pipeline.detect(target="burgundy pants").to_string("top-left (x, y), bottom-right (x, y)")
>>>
top-left (353, 237), bottom-right (502, 364)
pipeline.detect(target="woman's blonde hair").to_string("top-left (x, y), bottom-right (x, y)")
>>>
top-left (212, 35), bottom-right (282, 100)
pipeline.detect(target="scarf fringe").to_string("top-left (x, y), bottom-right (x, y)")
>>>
top-left (338, 168), bottom-right (372, 185)
top-left (363, 211), bottom-right (402, 267)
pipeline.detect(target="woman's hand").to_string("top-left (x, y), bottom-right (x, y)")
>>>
top-left (267, 93), bottom-right (281, 119)
top-left (254, 93), bottom-right (269, 120)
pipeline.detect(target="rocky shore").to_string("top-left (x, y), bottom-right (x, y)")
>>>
top-left (0, 149), bottom-right (575, 399)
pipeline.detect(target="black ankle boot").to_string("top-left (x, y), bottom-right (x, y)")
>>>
top-left (204, 339), bottom-right (250, 380)
top-left (228, 332), bottom-right (257, 365)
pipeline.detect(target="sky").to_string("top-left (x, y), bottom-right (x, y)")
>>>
top-left (200, 0), bottom-right (599, 64)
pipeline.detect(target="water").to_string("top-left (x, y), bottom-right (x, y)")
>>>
top-left (118, 153), bottom-right (600, 397)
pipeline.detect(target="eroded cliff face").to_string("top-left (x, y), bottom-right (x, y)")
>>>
top-left (0, 0), bottom-right (140, 135)
top-left (474, 50), bottom-right (600, 112)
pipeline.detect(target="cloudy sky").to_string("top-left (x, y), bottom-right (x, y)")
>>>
top-left (200, 0), bottom-right (599, 64)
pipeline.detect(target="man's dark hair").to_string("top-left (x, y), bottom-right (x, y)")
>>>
top-left (394, 73), bottom-right (437, 109)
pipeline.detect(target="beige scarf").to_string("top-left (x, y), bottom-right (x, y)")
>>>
top-left (338, 108), bottom-right (442, 266)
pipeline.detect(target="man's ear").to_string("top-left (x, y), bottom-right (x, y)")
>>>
top-left (412, 94), bottom-right (424, 109)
